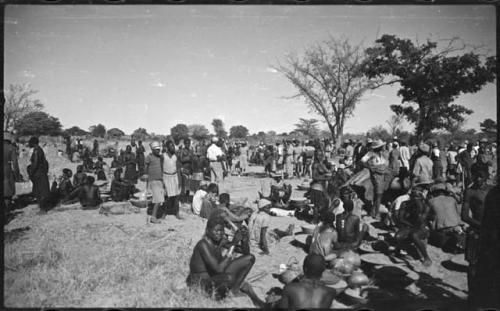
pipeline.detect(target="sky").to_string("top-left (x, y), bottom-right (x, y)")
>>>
top-left (4, 5), bottom-right (497, 136)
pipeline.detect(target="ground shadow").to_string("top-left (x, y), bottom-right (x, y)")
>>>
top-left (242, 172), bottom-right (271, 179)
top-left (441, 260), bottom-right (468, 273)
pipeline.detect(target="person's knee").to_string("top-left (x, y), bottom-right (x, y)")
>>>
top-left (248, 253), bottom-right (256, 264)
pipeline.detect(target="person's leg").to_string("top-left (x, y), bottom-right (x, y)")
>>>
top-left (411, 229), bottom-right (431, 266)
top-left (393, 228), bottom-right (411, 255)
top-left (224, 254), bottom-right (256, 293)
top-left (173, 195), bottom-right (183, 219)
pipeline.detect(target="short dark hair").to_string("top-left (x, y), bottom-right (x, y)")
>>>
top-left (219, 193), bottom-right (230, 204)
top-left (344, 199), bottom-right (354, 213)
top-left (207, 183), bottom-right (218, 194)
top-left (29, 136), bottom-right (39, 145)
top-left (63, 168), bottom-right (72, 176)
top-left (303, 254), bottom-right (326, 279)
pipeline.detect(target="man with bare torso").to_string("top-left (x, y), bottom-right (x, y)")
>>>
top-left (279, 254), bottom-right (337, 309)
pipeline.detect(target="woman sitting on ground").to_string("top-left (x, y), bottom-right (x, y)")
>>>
top-left (110, 168), bottom-right (134, 201)
top-left (65, 176), bottom-right (102, 209)
top-left (186, 215), bottom-right (257, 300)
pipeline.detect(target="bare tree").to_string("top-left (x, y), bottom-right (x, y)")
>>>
top-left (276, 36), bottom-right (379, 147)
top-left (386, 114), bottom-right (404, 137)
top-left (3, 84), bottom-right (44, 131)
top-left (294, 118), bottom-right (320, 139)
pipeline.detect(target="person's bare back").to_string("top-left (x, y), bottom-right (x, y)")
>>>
top-left (280, 278), bottom-right (336, 309)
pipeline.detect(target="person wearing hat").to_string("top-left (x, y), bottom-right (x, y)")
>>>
top-left (27, 136), bottom-right (51, 213)
top-left (427, 181), bottom-right (464, 253)
top-left (3, 131), bottom-right (19, 213)
top-left (361, 139), bottom-right (389, 220)
top-left (461, 169), bottom-right (494, 296)
top-left (411, 143), bottom-right (434, 189)
top-left (207, 136), bottom-right (225, 183)
top-left (248, 199), bottom-right (272, 255)
top-left (456, 143), bottom-right (474, 187)
top-left (145, 141), bottom-right (165, 223)
top-left (279, 254), bottom-right (337, 309)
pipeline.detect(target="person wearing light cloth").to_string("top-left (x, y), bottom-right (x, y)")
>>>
top-left (3, 132), bottom-right (19, 212)
top-left (145, 141), bottom-right (165, 224)
top-left (163, 140), bottom-right (183, 220)
top-left (207, 137), bottom-right (225, 183)
top-left (411, 143), bottom-right (434, 189)
top-left (192, 182), bottom-right (208, 216)
top-left (248, 199), bottom-right (272, 255)
top-left (238, 142), bottom-right (249, 174)
top-left (361, 139), bottom-right (389, 220)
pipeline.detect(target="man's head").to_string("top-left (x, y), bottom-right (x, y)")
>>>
top-left (85, 175), bottom-right (95, 186)
top-left (315, 149), bottom-right (325, 161)
top-left (184, 138), bottom-right (191, 149)
top-left (76, 165), bottom-right (84, 173)
top-left (97, 156), bottom-right (103, 162)
top-left (166, 140), bottom-right (176, 154)
top-left (150, 141), bottom-right (161, 155)
top-left (63, 168), bottom-right (73, 178)
top-left (319, 210), bottom-right (336, 226)
top-left (418, 143), bottom-right (430, 155)
top-left (205, 216), bottom-right (225, 243)
top-left (303, 254), bottom-right (326, 279)
top-left (126, 145), bottom-right (132, 153)
top-left (28, 136), bottom-right (39, 148)
top-left (207, 183), bottom-right (219, 195)
top-left (114, 167), bottom-right (123, 179)
top-left (472, 169), bottom-right (488, 187)
top-left (340, 186), bottom-right (353, 202)
top-left (219, 193), bottom-right (230, 206)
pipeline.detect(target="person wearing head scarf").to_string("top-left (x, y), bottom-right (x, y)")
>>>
top-left (186, 215), bottom-right (256, 300)
top-left (27, 136), bottom-right (51, 213)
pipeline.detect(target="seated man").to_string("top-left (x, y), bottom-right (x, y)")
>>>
top-left (110, 168), bottom-right (134, 202)
top-left (65, 176), bottom-right (102, 209)
top-left (199, 183), bottom-right (219, 219)
top-left (186, 215), bottom-right (256, 300)
top-left (427, 182), bottom-right (464, 253)
top-left (279, 254), bottom-right (337, 309)
top-left (248, 199), bottom-right (272, 255)
top-left (309, 210), bottom-right (338, 258)
top-left (393, 187), bottom-right (432, 267)
top-left (334, 199), bottom-right (368, 251)
top-left (259, 175), bottom-right (292, 207)
top-left (192, 182), bottom-right (208, 216)
top-left (73, 165), bottom-right (87, 188)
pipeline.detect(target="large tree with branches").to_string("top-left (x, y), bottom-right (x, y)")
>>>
top-left (363, 34), bottom-right (496, 140)
top-left (276, 36), bottom-right (379, 147)
top-left (4, 84), bottom-right (44, 131)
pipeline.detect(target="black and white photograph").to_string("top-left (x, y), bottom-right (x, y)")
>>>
top-left (3, 2), bottom-right (498, 309)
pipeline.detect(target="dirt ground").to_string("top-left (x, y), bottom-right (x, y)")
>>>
top-left (4, 152), bottom-right (469, 308)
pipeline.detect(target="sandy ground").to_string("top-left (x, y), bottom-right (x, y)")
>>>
top-left (5, 157), bottom-right (468, 308)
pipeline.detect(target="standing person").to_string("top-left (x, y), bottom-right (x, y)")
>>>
top-left (3, 132), bottom-right (19, 213)
top-left (92, 139), bottom-right (99, 157)
top-left (27, 137), bottom-right (50, 213)
top-left (398, 140), bottom-right (411, 188)
top-left (207, 137), bottom-right (225, 183)
top-left (431, 142), bottom-right (444, 180)
top-left (65, 135), bottom-right (72, 161)
top-left (388, 140), bottom-right (401, 183)
top-left (239, 142), bottom-right (249, 175)
top-left (411, 143), bottom-right (434, 189)
top-left (123, 145), bottom-right (138, 184)
top-left (461, 170), bottom-right (493, 302)
top-left (293, 140), bottom-right (303, 178)
top-left (145, 141), bottom-right (165, 224)
top-left (263, 145), bottom-right (274, 176)
top-left (361, 139), bottom-right (389, 220)
top-left (163, 140), bottom-right (183, 220)
top-left (283, 141), bottom-right (294, 179)
top-left (457, 143), bottom-right (475, 187)
top-left (446, 145), bottom-right (458, 178)
top-left (136, 140), bottom-right (146, 176)
top-left (178, 138), bottom-right (194, 203)
top-left (311, 149), bottom-right (332, 190)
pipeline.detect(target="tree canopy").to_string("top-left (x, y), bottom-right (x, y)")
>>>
top-left (188, 124), bottom-right (210, 141)
top-left (229, 125), bottom-right (249, 139)
top-left (363, 34), bottom-right (497, 139)
top-left (64, 126), bottom-right (88, 137)
top-left (276, 36), bottom-right (378, 147)
top-left (212, 118), bottom-right (227, 139)
top-left (107, 128), bottom-right (125, 138)
top-left (16, 111), bottom-right (62, 136)
top-left (3, 84), bottom-right (44, 131)
top-left (90, 124), bottom-right (106, 138)
top-left (132, 127), bottom-right (149, 141)
top-left (170, 123), bottom-right (189, 143)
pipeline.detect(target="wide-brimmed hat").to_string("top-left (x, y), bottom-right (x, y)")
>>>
top-left (150, 141), bottom-right (161, 150)
top-left (3, 131), bottom-right (14, 142)
top-left (371, 139), bottom-right (385, 150)
top-left (419, 143), bottom-right (430, 153)
top-left (258, 199), bottom-right (272, 209)
top-left (211, 137), bottom-right (219, 143)
top-left (310, 183), bottom-right (324, 192)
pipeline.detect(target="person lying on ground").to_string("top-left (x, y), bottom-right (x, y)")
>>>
top-left (186, 215), bottom-right (256, 300)
top-left (393, 187), bottom-right (432, 267)
top-left (73, 165), bottom-right (87, 188)
top-left (199, 183), bottom-right (219, 219)
top-left (427, 182), bottom-right (465, 253)
top-left (279, 254), bottom-right (337, 309)
top-left (110, 168), bottom-right (135, 202)
top-left (335, 199), bottom-right (368, 251)
top-left (65, 175), bottom-right (102, 209)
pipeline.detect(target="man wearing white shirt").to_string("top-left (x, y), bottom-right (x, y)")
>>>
top-left (207, 137), bottom-right (225, 183)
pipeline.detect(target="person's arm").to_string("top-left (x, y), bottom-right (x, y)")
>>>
top-left (278, 286), bottom-right (290, 309)
top-left (395, 205), bottom-right (413, 228)
top-left (29, 148), bottom-right (40, 176)
top-left (198, 240), bottom-right (232, 274)
top-left (461, 190), bottom-right (480, 230)
top-left (260, 227), bottom-right (269, 254)
top-left (220, 206), bottom-right (249, 223)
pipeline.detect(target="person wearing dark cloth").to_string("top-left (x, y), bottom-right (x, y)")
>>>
top-left (110, 168), bottom-right (134, 202)
top-left (94, 156), bottom-right (106, 179)
top-left (335, 199), bottom-right (368, 251)
top-left (186, 215), bottom-right (256, 300)
top-left (178, 138), bottom-right (194, 203)
top-left (307, 183), bottom-right (330, 224)
top-left (123, 145), bottom-right (137, 184)
top-left (431, 141), bottom-right (444, 180)
top-left (388, 141), bottom-right (401, 182)
top-left (279, 254), bottom-right (337, 309)
top-left (92, 139), bottom-right (99, 157)
top-left (58, 168), bottom-right (75, 202)
top-left (393, 187), bottom-right (432, 266)
top-left (461, 169), bottom-right (493, 299)
top-left (73, 165), bottom-right (87, 189)
top-left (136, 140), bottom-right (146, 176)
top-left (111, 155), bottom-right (121, 169)
top-left (457, 143), bottom-right (474, 187)
top-left (3, 132), bottom-right (18, 213)
top-left (81, 147), bottom-right (94, 172)
top-left (312, 149), bottom-right (332, 190)
top-left (328, 164), bottom-right (349, 200)
top-left (427, 182), bottom-right (464, 253)
top-left (471, 184), bottom-right (500, 309)
top-left (199, 183), bottom-right (219, 219)
top-left (353, 140), bottom-right (368, 173)
top-left (145, 141), bottom-right (165, 224)
top-left (65, 176), bottom-right (101, 209)
top-left (27, 137), bottom-right (51, 213)
top-left (263, 145), bottom-right (274, 176)
top-left (65, 135), bottom-right (72, 161)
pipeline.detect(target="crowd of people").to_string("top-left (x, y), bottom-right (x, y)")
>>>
top-left (2, 131), bottom-right (499, 309)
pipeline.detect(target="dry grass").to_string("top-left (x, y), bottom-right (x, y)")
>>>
top-left (4, 207), bottom-right (251, 308)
